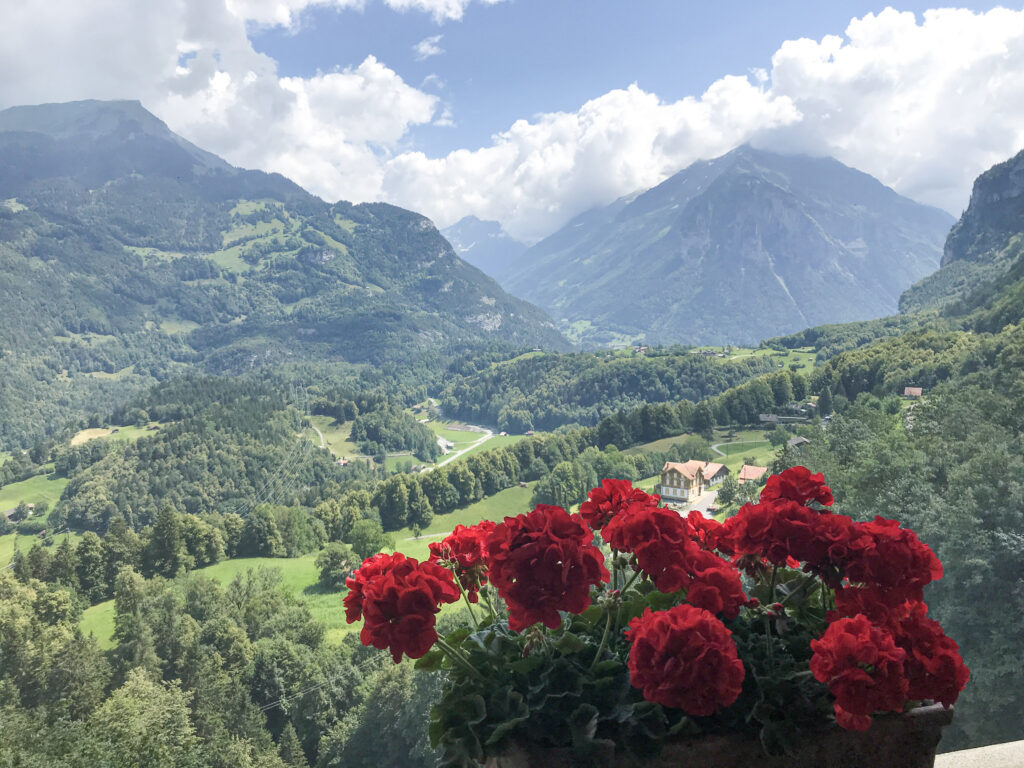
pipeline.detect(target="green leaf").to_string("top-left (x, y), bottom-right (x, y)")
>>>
top-left (555, 632), bottom-right (587, 654)
top-left (445, 627), bottom-right (472, 646)
top-left (415, 649), bottom-right (444, 671)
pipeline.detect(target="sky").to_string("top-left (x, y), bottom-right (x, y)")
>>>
top-left (2, 1), bottom-right (1024, 242)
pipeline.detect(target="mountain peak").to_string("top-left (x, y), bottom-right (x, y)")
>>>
top-left (501, 147), bottom-right (955, 347)
top-left (0, 99), bottom-right (232, 180)
top-left (0, 99), bottom-right (162, 139)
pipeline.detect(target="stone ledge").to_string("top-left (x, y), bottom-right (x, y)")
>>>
top-left (936, 740), bottom-right (1024, 767)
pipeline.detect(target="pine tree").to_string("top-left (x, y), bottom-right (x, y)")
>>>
top-left (50, 536), bottom-right (80, 591)
top-left (818, 386), bottom-right (833, 417)
top-left (76, 531), bottom-right (107, 603)
top-left (277, 721), bottom-right (307, 767)
top-left (144, 506), bottom-right (189, 578)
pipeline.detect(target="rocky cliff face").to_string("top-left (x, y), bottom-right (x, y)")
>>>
top-left (441, 216), bottom-right (527, 283)
top-left (901, 149), bottom-right (1024, 313)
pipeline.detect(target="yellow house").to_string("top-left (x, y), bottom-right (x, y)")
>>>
top-left (657, 460), bottom-right (728, 503)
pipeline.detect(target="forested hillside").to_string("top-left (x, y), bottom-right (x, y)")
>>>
top-left (0, 100), bottom-right (567, 449)
top-left (439, 349), bottom-right (781, 431)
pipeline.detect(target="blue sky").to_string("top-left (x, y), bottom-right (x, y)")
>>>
top-left (3, 1), bottom-right (1024, 240)
top-left (251, 1), bottom-right (1011, 156)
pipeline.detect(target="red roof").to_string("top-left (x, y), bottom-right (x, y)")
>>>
top-left (703, 462), bottom-right (727, 479)
top-left (662, 459), bottom-right (705, 480)
top-left (904, 387), bottom-right (923, 397)
top-left (738, 464), bottom-right (768, 484)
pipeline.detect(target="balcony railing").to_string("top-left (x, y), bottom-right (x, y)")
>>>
top-left (935, 740), bottom-right (1024, 767)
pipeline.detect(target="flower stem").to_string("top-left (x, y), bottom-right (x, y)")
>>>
top-left (621, 568), bottom-right (642, 594)
top-left (768, 565), bottom-right (779, 603)
top-left (762, 615), bottom-right (775, 666)
top-left (590, 606), bottom-right (615, 670)
top-left (434, 638), bottom-right (484, 681)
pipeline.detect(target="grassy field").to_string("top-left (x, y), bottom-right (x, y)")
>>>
top-left (1, 531), bottom-right (83, 567)
top-left (690, 345), bottom-right (818, 372)
top-left (85, 364), bottom-right (136, 380)
top-left (424, 420), bottom-right (486, 446)
top-left (305, 415), bottom-right (361, 458)
top-left (160, 319), bottom-right (201, 335)
top-left (79, 483), bottom-right (538, 648)
top-left (70, 423), bottom-right (160, 446)
top-left (444, 433), bottom-right (525, 463)
top-left (623, 432), bottom-right (701, 455)
top-left (0, 473), bottom-right (69, 511)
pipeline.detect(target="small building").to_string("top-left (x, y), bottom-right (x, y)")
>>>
top-left (759, 413), bottom-right (780, 424)
top-left (657, 460), bottom-right (731, 503)
top-left (787, 436), bottom-right (811, 449)
top-left (702, 462), bottom-right (729, 487)
top-left (904, 386), bottom-right (923, 398)
top-left (738, 464), bottom-right (768, 485)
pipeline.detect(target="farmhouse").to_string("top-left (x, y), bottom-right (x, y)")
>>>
top-left (904, 386), bottom-right (923, 398)
top-left (657, 460), bottom-right (730, 503)
top-left (738, 464), bottom-right (768, 485)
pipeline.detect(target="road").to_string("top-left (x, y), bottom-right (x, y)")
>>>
top-left (433, 427), bottom-right (494, 468)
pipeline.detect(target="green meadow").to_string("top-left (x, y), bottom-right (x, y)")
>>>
top-left (80, 482), bottom-right (537, 648)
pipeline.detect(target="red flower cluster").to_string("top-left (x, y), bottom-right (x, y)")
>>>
top-left (580, 478), bottom-right (659, 530)
top-left (626, 605), bottom-right (745, 716)
top-left (718, 469), bottom-right (941, 599)
top-left (830, 589), bottom-right (969, 709)
top-left (428, 521), bottom-right (496, 601)
top-left (760, 465), bottom-right (834, 507)
top-left (810, 615), bottom-right (909, 731)
top-left (344, 552), bottom-right (460, 662)
top-left (603, 500), bottom-right (746, 619)
top-left (486, 504), bottom-right (609, 631)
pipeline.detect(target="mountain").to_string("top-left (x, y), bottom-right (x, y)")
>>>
top-left (441, 216), bottom-right (527, 281)
top-left (500, 145), bottom-right (954, 347)
top-left (0, 100), bottom-right (567, 448)
top-left (900, 148), bottom-right (1024, 314)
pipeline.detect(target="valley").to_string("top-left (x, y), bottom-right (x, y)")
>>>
top-left (2, 97), bottom-right (1023, 767)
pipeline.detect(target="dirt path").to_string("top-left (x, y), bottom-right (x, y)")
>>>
top-left (310, 425), bottom-right (326, 449)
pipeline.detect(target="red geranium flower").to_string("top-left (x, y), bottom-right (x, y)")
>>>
top-left (346, 553), bottom-right (460, 663)
top-left (761, 465), bottom-right (834, 507)
top-left (894, 603), bottom-right (969, 707)
top-left (810, 615), bottom-right (908, 731)
top-left (842, 516), bottom-right (943, 602)
top-left (684, 549), bottom-right (748, 620)
top-left (686, 510), bottom-right (723, 550)
top-left (429, 521), bottom-right (495, 601)
top-left (580, 478), bottom-right (659, 530)
top-left (626, 605), bottom-right (745, 716)
top-left (486, 504), bottom-right (609, 631)
top-left (344, 551), bottom-right (406, 623)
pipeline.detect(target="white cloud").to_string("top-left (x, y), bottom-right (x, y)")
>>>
top-left (381, 7), bottom-right (1024, 241)
top-left (225, 0), bottom-right (503, 26)
top-left (414, 34), bottom-right (445, 61)
top-left (1, 5), bottom-right (1024, 244)
top-left (0, 0), bottom-right (438, 204)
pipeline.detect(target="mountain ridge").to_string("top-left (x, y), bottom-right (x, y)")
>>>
top-left (501, 145), bottom-right (954, 347)
top-left (0, 99), bottom-right (568, 447)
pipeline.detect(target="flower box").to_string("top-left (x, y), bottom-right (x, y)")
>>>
top-left (344, 467), bottom-right (967, 768)
top-left (485, 703), bottom-right (953, 768)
